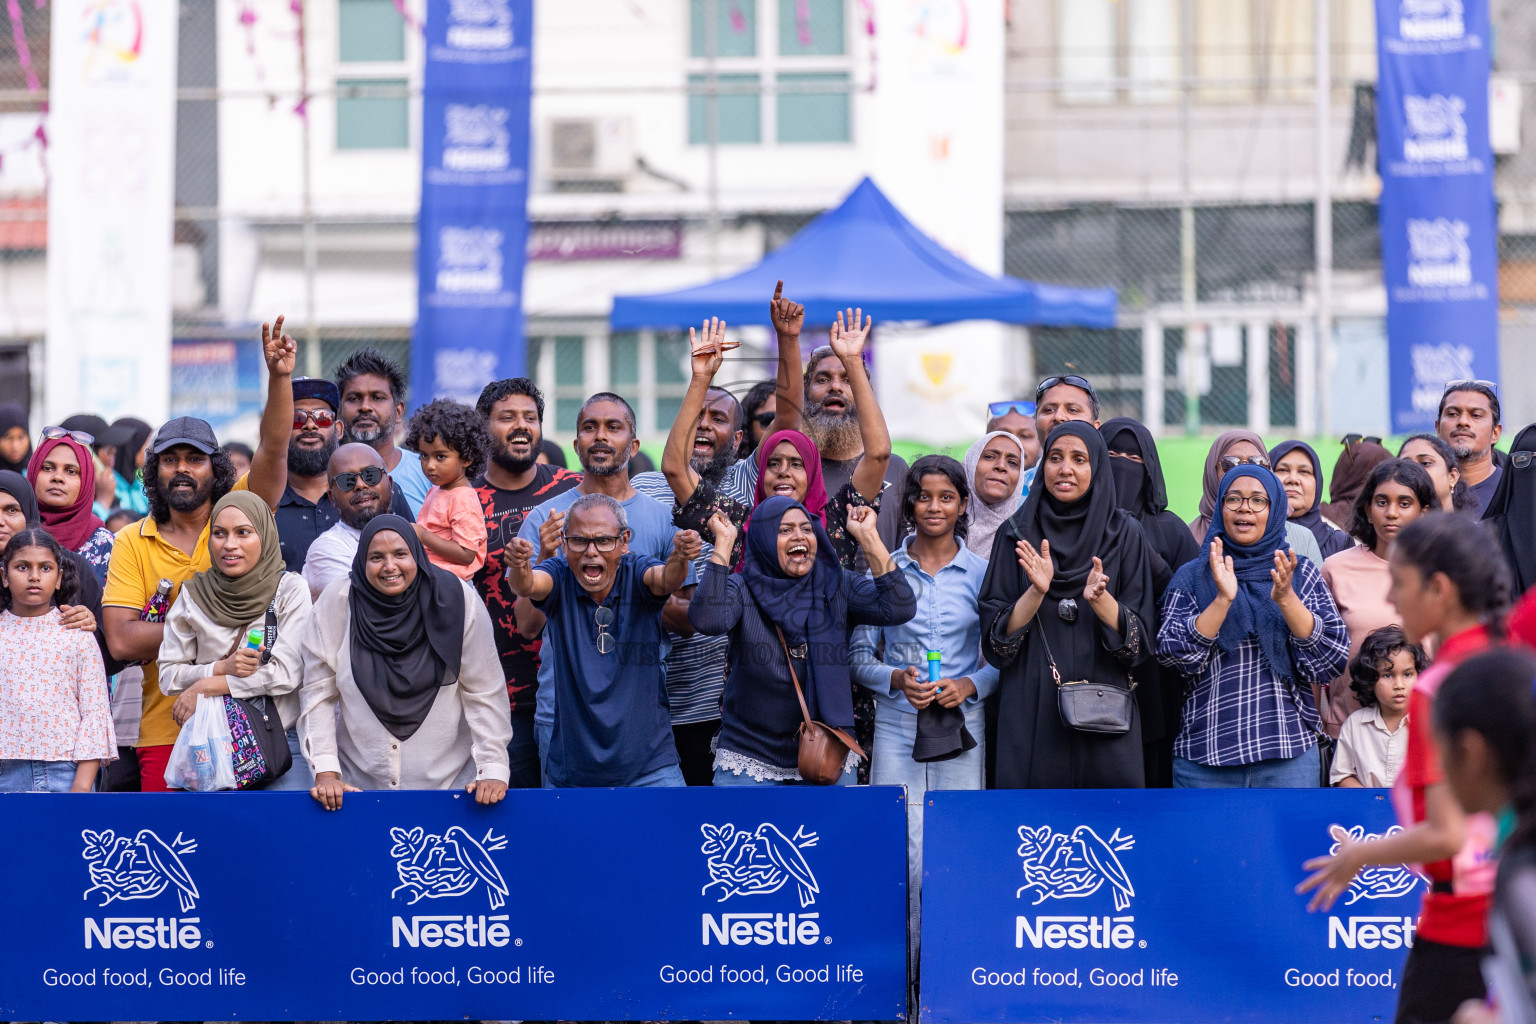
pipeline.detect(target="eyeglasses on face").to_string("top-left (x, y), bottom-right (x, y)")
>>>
top-left (293, 409), bottom-right (337, 430)
top-left (752, 411), bottom-right (776, 429)
top-left (1512, 450), bottom-right (1535, 470)
top-left (1222, 493), bottom-right (1271, 511)
top-left (1218, 454), bottom-right (1270, 473)
top-left (987, 400), bottom-right (1037, 418)
top-left (564, 533), bottom-right (623, 553)
top-left (41, 426), bottom-right (93, 446)
top-left (332, 465), bottom-right (385, 492)
top-left (1034, 374), bottom-right (1096, 401)
top-left (593, 604), bottom-right (615, 655)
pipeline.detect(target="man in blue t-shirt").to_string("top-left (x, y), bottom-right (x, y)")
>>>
top-left (505, 493), bottom-right (701, 787)
top-left (514, 393), bottom-right (695, 769)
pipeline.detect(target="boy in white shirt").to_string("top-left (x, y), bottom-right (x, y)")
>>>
top-left (1331, 625), bottom-right (1422, 788)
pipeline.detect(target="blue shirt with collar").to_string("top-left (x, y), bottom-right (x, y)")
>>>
top-left (849, 536), bottom-right (1000, 714)
top-left (520, 488), bottom-right (694, 728)
top-left (532, 552), bottom-right (677, 786)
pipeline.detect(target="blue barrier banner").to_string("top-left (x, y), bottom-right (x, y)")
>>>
top-left (920, 790), bottom-right (1421, 1023)
top-left (0, 788), bottom-right (907, 1021)
top-left (411, 0), bottom-right (532, 409)
top-left (1376, 0), bottom-right (1500, 433)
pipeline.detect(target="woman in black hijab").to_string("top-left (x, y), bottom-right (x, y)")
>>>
top-left (978, 421), bottom-right (1158, 788)
top-left (300, 514), bottom-right (511, 809)
top-left (0, 404), bottom-right (29, 475)
top-left (1483, 423), bottom-right (1536, 597)
top-left (1099, 418), bottom-right (1196, 788)
top-left (1269, 440), bottom-right (1353, 560)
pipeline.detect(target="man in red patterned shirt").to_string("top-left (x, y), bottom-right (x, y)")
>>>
top-left (472, 378), bottom-right (579, 788)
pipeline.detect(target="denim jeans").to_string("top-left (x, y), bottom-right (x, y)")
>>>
top-left (0, 759), bottom-right (78, 793)
top-left (266, 727), bottom-right (314, 792)
top-left (535, 719), bottom-right (552, 781)
top-left (1172, 744), bottom-right (1320, 788)
top-left (544, 761), bottom-right (686, 789)
top-left (870, 701), bottom-right (987, 973)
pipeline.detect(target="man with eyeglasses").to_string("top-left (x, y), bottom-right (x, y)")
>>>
top-left (301, 443), bottom-right (407, 599)
top-left (504, 493), bottom-right (701, 788)
top-left (1436, 379), bottom-right (1504, 514)
top-left (515, 392), bottom-right (697, 778)
top-left (274, 376), bottom-right (414, 573)
top-left (984, 400), bottom-right (1042, 472)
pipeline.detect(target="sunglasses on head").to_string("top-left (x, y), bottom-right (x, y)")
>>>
top-left (1443, 379), bottom-right (1499, 395)
top-left (1341, 433), bottom-right (1382, 450)
top-left (332, 465), bottom-right (385, 492)
top-left (1218, 454), bottom-right (1270, 473)
top-left (987, 400), bottom-right (1037, 418)
top-left (41, 426), bottom-right (93, 446)
top-left (293, 409), bottom-right (337, 430)
top-left (1035, 374), bottom-right (1096, 401)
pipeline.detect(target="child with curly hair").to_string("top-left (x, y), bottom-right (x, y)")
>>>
top-left (404, 399), bottom-right (490, 580)
top-left (1331, 624), bottom-right (1423, 788)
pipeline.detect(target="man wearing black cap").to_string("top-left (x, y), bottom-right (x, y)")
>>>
top-left (101, 317), bottom-right (296, 792)
top-left (275, 375), bottom-right (415, 572)
top-left (60, 413), bottom-right (136, 511)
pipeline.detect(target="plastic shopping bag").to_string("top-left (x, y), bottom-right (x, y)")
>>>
top-left (164, 695), bottom-right (238, 792)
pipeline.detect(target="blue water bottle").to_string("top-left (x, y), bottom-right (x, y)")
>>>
top-left (926, 650), bottom-right (943, 694)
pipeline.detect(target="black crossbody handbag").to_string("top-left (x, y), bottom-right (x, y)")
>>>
top-left (1035, 616), bottom-right (1137, 736)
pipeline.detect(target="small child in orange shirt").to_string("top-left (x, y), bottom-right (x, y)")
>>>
top-left (404, 399), bottom-right (489, 580)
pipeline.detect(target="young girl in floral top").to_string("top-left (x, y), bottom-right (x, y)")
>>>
top-left (0, 527), bottom-right (114, 792)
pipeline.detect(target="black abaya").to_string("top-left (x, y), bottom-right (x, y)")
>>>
top-left (978, 423), bottom-right (1158, 789)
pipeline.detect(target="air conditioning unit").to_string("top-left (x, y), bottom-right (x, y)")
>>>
top-left (1490, 76), bottom-right (1522, 155)
top-left (544, 117), bottom-right (634, 187)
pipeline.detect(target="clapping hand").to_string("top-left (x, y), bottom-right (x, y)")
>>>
top-left (1209, 537), bottom-right (1238, 602)
top-left (1270, 549), bottom-right (1299, 605)
top-left (261, 315), bottom-right (297, 377)
top-left (828, 307), bottom-right (872, 362)
top-left (769, 280), bottom-right (804, 339)
top-left (538, 510), bottom-right (565, 562)
top-left (1016, 538), bottom-right (1054, 595)
top-left (688, 317), bottom-right (737, 382)
top-left (1083, 556), bottom-right (1110, 603)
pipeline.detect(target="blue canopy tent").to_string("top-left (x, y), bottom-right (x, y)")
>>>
top-left (610, 177), bottom-right (1116, 330)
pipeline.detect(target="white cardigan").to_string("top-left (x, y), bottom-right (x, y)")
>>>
top-left (157, 571), bottom-right (312, 734)
top-left (299, 577), bottom-right (511, 789)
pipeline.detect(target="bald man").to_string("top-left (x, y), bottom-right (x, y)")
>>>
top-left (302, 443), bottom-right (406, 598)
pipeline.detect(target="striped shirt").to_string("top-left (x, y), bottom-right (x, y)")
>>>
top-left (1156, 557), bottom-right (1349, 767)
top-left (630, 462), bottom-right (756, 726)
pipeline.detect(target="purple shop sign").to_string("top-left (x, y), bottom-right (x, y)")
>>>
top-left (529, 221), bottom-right (683, 261)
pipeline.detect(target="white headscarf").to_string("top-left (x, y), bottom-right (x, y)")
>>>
top-left (962, 431), bottom-right (1027, 558)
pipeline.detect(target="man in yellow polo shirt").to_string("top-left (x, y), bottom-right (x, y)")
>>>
top-left (102, 319), bottom-right (296, 790)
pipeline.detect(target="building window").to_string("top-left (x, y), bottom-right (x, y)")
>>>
top-left (688, 73), bottom-right (763, 144)
top-left (339, 0), bottom-right (405, 62)
top-left (552, 335), bottom-right (587, 431)
top-left (336, 78), bottom-right (409, 149)
top-left (687, 0), bottom-right (851, 147)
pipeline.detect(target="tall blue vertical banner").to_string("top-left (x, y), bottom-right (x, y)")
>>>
top-left (1378, 0), bottom-right (1500, 433)
top-left (412, 0), bottom-right (533, 409)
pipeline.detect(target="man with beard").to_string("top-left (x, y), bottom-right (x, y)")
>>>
top-left (516, 392), bottom-right (694, 774)
top-left (333, 348), bottom-right (431, 516)
top-left (301, 443), bottom-right (407, 598)
top-left (633, 367), bottom-right (745, 786)
top-left (1436, 381), bottom-right (1504, 514)
top-left (102, 316), bottom-right (296, 791)
top-left (471, 378), bottom-right (580, 788)
top-left (275, 376), bottom-right (414, 571)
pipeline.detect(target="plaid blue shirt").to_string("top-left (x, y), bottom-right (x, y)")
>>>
top-left (1155, 557), bottom-right (1349, 767)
